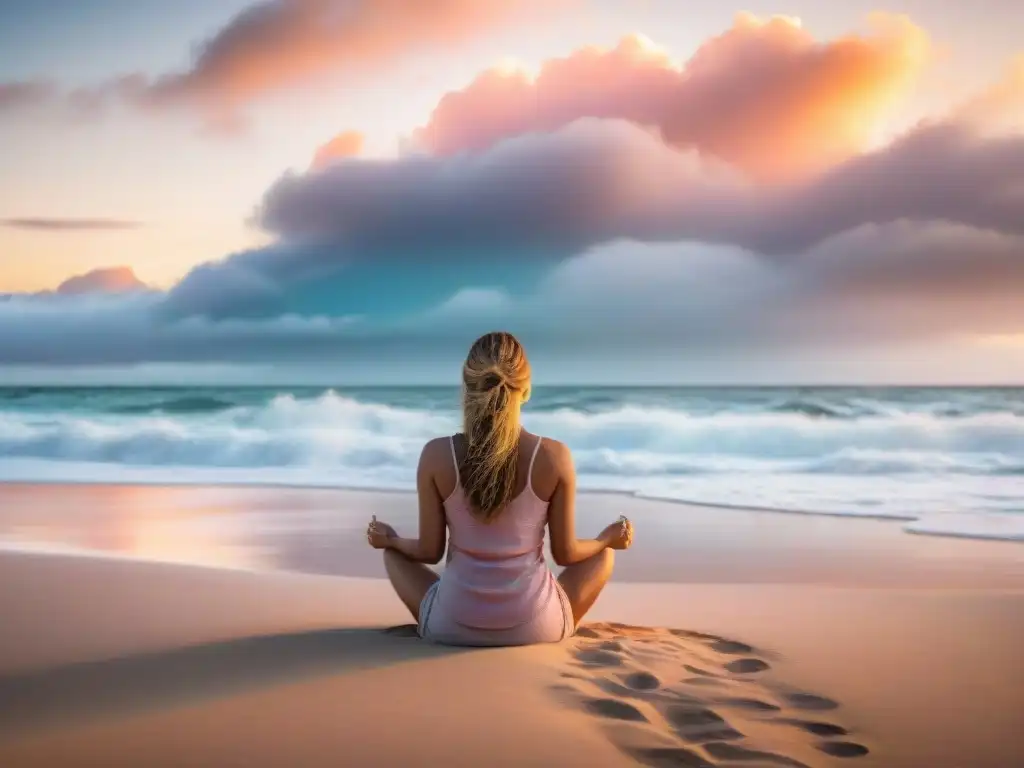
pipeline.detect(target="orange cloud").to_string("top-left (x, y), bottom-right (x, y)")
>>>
top-left (415, 13), bottom-right (930, 182)
top-left (56, 266), bottom-right (147, 295)
top-left (140, 0), bottom-right (553, 116)
top-left (311, 130), bottom-right (365, 169)
top-left (973, 332), bottom-right (1024, 347)
top-left (955, 54), bottom-right (1024, 129)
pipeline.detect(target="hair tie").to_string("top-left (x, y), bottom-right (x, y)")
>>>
top-left (482, 370), bottom-right (505, 391)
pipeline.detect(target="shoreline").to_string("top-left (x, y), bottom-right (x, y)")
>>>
top-left (0, 483), bottom-right (1020, 590)
top-left (0, 478), bottom-right (1020, 544)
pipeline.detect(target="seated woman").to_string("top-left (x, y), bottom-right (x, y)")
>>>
top-left (366, 331), bottom-right (633, 646)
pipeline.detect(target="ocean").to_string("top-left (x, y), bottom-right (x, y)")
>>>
top-left (0, 385), bottom-right (1021, 542)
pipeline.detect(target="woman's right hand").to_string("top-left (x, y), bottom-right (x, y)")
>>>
top-left (599, 515), bottom-right (634, 550)
top-left (366, 515), bottom-right (397, 549)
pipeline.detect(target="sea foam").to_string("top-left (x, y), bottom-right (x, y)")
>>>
top-left (0, 388), bottom-right (1021, 541)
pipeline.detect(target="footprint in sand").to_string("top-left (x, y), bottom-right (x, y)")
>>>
top-left (783, 692), bottom-right (840, 711)
top-left (704, 741), bottom-right (810, 767)
top-left (624, 671), bottom-right (661, 691)
top-left (818, 741), bottom-right (871, 758)
top-left (724, 657), bottom-right (770, 674)
top-left (554, 623), bottom-right (871, 766)
top-left (708, 639), bottom-right (754, 655)
top-left (575, 647), bottom-right (625, 667)
top-left (593, 671), bottom-right (667, 700)
top-left (584, 698), bottom-right (649, 722)
top-left (778, 718), bottom-right (848, 737)
top-left (666, 703), bottom-right (745, 744)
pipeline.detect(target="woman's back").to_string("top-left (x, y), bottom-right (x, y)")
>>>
top-left (437, 431), bottom-right (560, 630)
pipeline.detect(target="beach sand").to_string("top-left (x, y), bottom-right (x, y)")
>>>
top-left (0, 485), bottom-right (1022, 767)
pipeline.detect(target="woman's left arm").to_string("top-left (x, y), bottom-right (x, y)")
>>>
top-left (384, 441), bottom-right (447, 564)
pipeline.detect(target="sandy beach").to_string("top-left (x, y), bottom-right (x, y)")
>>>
top-left (0, 484), bottom-right (1021, 767)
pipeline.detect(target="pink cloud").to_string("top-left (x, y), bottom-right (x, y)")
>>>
top-left (56, 267), bottom-right (148, 295)
top-left (415, 13), bottom-right (930, 182)
top-left (311, 130), bottom-right (365, 169)
top-left (138, 0), bottom-right (552, 118)
top-left (0, 80), bottom-right (55, 112)
top-left (0, 1), bottom-right (557, 131)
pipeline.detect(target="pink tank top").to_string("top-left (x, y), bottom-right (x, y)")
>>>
top-left (437, 433), bottom-right (559, 630)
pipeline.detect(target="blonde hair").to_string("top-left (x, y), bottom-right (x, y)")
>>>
top-left (460, 332), bottom-right (532, 521)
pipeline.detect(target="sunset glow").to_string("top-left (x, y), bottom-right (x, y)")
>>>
top-left (0, 0), bottom-right (1021, 383)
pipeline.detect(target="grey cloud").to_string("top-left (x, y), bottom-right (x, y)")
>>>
top-left (0, 292), bottom-right (363, 365)
top-left (383, 223), bottom-right (1024, 353)
top-left (257, 116), bottom-right (1024, 259)
top-left (153, 115), bottom-right (1024, 324)
top-left (0, 221), bottom-right (1019, 366)
top-left (752, 123), bottom-right (1024, 254)
top-left (258, 119), bottom-right (659, 251)
top-left (2, 218), bottom-right (143, 232)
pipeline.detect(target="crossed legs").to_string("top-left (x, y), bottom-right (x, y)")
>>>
top-left (382, 546), bottom-right (614, 629)
top-left (382, 548), bottom-right (438, 623)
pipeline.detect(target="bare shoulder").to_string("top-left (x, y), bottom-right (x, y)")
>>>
top-left (537, 436), bottom-right (573, 469)
top-left (419, 436), bottom-right (452, 469)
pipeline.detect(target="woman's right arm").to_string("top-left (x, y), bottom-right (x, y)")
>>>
top-left (547, 441), bottom-right (611, 566)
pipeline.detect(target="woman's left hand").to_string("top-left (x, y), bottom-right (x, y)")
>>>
top-left (366, 515), bottom-right (397, 549)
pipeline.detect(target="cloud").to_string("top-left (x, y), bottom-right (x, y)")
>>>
top-left (311, 130), bottom-right (365, 169)
top-left (415, 14), bottom-right (930, 181)
top-left (51, 0), bottom-right (553, 131)
top-left (385, 222), bottom-right (1024, 352)
top-left (57, 38), bottom-right (1019, 329)
top-left (0, 221), bottom-right (1019, 367)
top-left (0, 291), bottom-right (367, 365)
top-left (1, 218), bottom-right (143, 232)
top-left (260, 118), bottom-right (683, 249)
top-left (56, 267), bottom-right (149, 296)
top-left (0, 80), bottom-right (55, 111)
top-left (252, 115), bottom-right (1024, 263)
top-left (0, 16), bottom-right (1019, 378)
top-left (129, 101), bottom-right (1020, 323)
top-left (953, 54), bottom-right (1024, 131)
top-left (743, 120), bottom-right (1024, 253)
top-left (154, 0), bottom-right (539, 105)
top-left (0, 0), bottom-right (558, 130)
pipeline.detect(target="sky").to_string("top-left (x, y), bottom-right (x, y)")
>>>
top-left (0, 0), bottom-right (1022, 384)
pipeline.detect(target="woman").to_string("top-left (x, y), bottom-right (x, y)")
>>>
top-left (366, 331), bottom-right (633, 646)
